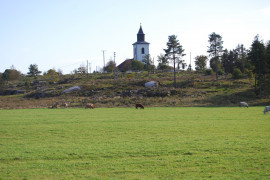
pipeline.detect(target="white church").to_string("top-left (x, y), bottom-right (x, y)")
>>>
top-left (117, 25), bottom-right (150, 71)
top-left (132, 25), bottom-right (150, 62)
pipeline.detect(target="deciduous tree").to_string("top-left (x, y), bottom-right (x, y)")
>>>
top-left (142, 54), bottom-right (154, 74)
top-left (104, 60), bottom-right (117, 73)
top-left (195, 55), bottom-right (208, 72)
top-left (157, 54), bottom-right (169, 71)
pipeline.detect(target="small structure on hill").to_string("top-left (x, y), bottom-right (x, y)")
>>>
top-left (117, 59), bottom-right (133, 72)
top-left (132, 25), bottom-right (150, 62)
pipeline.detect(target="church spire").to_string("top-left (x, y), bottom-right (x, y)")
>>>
top-left (137, 25), bottom-right (145, 42)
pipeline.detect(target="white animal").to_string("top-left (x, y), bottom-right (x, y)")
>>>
top-left (240, 102), bottom-right (248, 108)
top-left (263, 106), bottom-right (270, 114)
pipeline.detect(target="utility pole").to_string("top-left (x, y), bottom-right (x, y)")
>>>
top-left (102, 50), bottom-right (106, 73)
top-left (87, 60), bottom-right (89, 78)
top-left (114, 52), bottom-right (116, 80)
top-left (89, 62), bottom-right (91, 74)
top-left (190, 52), bottom-right (192, 71)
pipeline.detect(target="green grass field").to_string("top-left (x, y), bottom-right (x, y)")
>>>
top-left (0, 107), bottom-right (269, 179)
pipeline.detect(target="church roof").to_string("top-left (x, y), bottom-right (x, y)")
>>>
top-left (138, 25), bottom-right (144, 34)
top-left (133, 25), bottom-right (150, 44)
top-left (132, 41), bottom-right (150, 45)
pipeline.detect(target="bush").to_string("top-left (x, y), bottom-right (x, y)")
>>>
top-left (205, 69), bottom-right (213, 75)
top-left (232, 68), bottom-right (242, 79)
top-left (218, 69), bottom-right (224, 75)
top-left (247, 70), bottom-right (254, 79)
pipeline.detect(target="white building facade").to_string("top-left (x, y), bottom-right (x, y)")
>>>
top-left (133, 25), bottom-right (150, 62)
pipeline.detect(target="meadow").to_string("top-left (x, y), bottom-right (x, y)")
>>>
top-left (0, 107), bottom-right (269, 179)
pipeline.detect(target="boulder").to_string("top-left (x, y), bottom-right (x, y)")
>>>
top-left (62, 86), bottom-right (81, 93)
top-left (145, 81), bottom-right (158, 88)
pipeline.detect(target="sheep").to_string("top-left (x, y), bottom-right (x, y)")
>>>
top-left (263, 106), bottom-right (270, 114)
top-left (239, 102), bottom-right (248, 108)
top-left (85, 103), bottom-right (95, 109)
top-left (135, 103), bottom-right (144, 109)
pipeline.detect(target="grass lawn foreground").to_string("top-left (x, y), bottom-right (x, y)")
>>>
top-left (0, 107), bottom-right (270, 179)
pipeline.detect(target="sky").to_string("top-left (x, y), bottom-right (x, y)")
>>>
top-left (1, 0), bottom-right (270, 74)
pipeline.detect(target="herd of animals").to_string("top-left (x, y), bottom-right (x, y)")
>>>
top-left (49, 102), bottom-right (145, 110)
top-left (48, 101), bottom-right (270, 114)
top-left (239, 101), bottom-right (270, 114)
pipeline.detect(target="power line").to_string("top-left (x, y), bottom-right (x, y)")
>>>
top-left (58, 61), bottom-right (82, 68)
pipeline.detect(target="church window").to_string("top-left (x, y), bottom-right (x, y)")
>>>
top-left (141, 48), bottom-right (145, 54)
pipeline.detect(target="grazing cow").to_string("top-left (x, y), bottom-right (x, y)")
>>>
top-left (240, 102), bottom-right (248, 108)
top-left (85, 103), bottom-right (95, 109)
top-left (263, 106), bottom-right (270, 114)
top-left (62, 102), bottom-right (68, 108)
top-left (135, 103), bottom-right (144, 109)
top-left (52, 102), bottom-right (59, 109)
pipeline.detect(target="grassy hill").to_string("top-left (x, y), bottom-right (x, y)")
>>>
top-left (0, 71), bottom-right (269, 109)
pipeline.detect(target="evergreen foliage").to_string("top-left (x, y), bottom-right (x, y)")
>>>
top-left (27, 64), bottom-right (41, 77)
top-left (207, 32), bottom-right (223, 80)
top-left (164, 35), bottom-right (185, 88)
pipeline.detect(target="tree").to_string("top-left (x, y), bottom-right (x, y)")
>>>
top-left (221, 49), bottom-right (235, 74)
top-left (248, 35), bottom-right (266, 97)
top-left (265, 41), bottom-right (270, 75)
top-left (131, 60), bottom-right (144, 71)
top-left (187, 64), bottom-right (192, 71)
top-left (77, 66), bottom-right (87, 74)
top-left (195, 55), bottom-right (208, 72)
top-left (234, 44), bottom-right (248, 72)
top-left (157, 54), bottom-right (169, 71)
top-left (57, 68), bottom-right (63, 76)
top-left (164, 35), bottom-right (185, 88)
top-left (142, 54), bottom-right (154, 74)
top-left (44, 69), bottom-right (59, 83)
top-left (27, 64), bottom-right (41, 78)
top-left (2, 69), bottom-right (21, 81)
top-left (207, 32), bottom-right (223, 80)
top-left (104, 60), bottom-right (117, 73)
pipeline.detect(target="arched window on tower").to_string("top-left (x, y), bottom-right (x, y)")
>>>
top-left (141, 48), bottom-right (145, 54)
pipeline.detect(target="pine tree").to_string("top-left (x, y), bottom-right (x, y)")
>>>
top-left (164, 35), bottom-right (185, 88)
top-left (207, 32), bottom-right (223, 80)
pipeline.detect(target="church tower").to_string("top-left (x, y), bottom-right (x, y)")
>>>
top-left (133, 25), bottom-right (150, 62)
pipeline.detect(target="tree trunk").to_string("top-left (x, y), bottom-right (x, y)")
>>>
top-left (216, 58), bottom-right (218, 80)
top-left (173, 54), bottom-right (176, 88)
top-left (255, 76), bottom-right (257, 94)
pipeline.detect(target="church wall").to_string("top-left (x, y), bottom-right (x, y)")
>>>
top-left (133, 43), bottom-right (149, 62)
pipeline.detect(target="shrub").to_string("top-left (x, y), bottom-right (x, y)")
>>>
top-left (232, 68), bottom-right (242, 79)
top-left (218, 69), bottom-right (224, 75)
top-left (247, 70), bottom-right (254, 79)
top-left (127, 74), bottom-right (135, 79)
top-left (205, 69), bottom-right (213, 75)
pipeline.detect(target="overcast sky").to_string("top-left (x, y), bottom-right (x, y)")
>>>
top-left (1, 0), bottom-right (270, 74)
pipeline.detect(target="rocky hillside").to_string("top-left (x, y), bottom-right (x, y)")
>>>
top-left (0, 71), bottom-right (269, 109)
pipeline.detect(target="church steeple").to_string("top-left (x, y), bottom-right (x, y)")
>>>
top-left (137, 25), bottom-right (145, 42)
top-left (133, 24), bottom-right (150, 62)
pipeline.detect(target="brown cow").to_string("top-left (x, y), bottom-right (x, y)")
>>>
top-left (52, 102), bottom-right (59, 109)
top-left (135, 103), bottom-right (144, 109)
top-left (85, 103), bottom-right (95, 109)
top-left (62, 102), bottom-right (68, 108)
